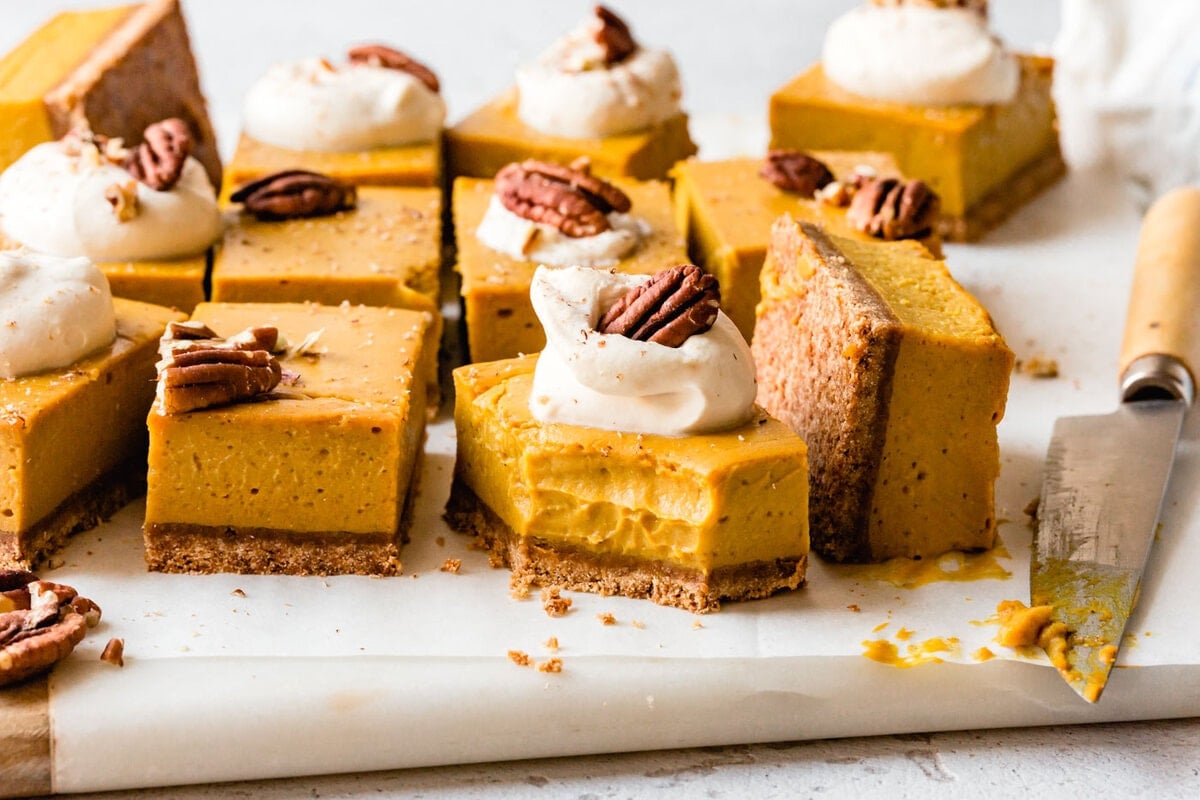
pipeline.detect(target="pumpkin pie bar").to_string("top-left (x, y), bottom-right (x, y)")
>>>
top-left (446, 266), bottom-right (809, 612)
top-left (753, 216), bottom-right (1013, 562)
top-left (0, 0), bottom-right (220, 187)
top-left (454, 160), bottom-right (687, 362)
top-left (1, 251), bottom-right (183, 570)
top-left (768, 2), bottom-right (1064, 241)
top-left (672, 149), bottom-right (942, 339)
top-left (224, 44), bottom-right (445, 191)
top-left (211, 170), bottom-right (442, 409)
top-left (143, 301), bottom-right (432, 576)
top-left (0, 121), bottom-right (223, 312)
top-left (445, 7), bottom-right (696, 181)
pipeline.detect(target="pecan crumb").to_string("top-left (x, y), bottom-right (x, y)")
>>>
top-left (104, 180), bottom-right (140, 222)
top-left (230, 588), bottom-right (246, 598)
top-left (598, 264), bottom-right (720, 347)
top-left (508, 649), bottom-right (532, 667)
top-left (100, 637), bottom-right (125, 667)
top-left (597, 612), bottom-right (617, 626)
top-left (536, 658), bottom-right (564, 674)
top-left (439, 558), bottom-right (462, 574)
top-left (1023, 497), bottom-right (1040, 520)
top-left (541, 586), bottom-right (573, 617)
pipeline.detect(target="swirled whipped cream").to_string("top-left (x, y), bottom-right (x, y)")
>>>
top-left (0, 250), bottom-right (115, 379)
top-left (243, 57), bottom-right (446, 151)
top-left (516, 14), bottom-right (683, 138)
top-left (0, 138), bottom-right (221, 262)
top-left (476, 197), bottom-right (648, 267)
top-left (822, 5), bottom-right (1018, 105)
top-left (528, 266), bottom-right (756, 435)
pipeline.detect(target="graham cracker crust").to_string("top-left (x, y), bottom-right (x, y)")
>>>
top-left (444, 481), bottom-right (807, 614)
top-left (942, 142), bottom-right (1067, 242)
top-left (144, 453), bottom-right (423, 577)
top-left (0, 458), bottom-right (145, 571)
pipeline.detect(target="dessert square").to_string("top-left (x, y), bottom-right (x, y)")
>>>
top-left (445, 89), bottom-right (696, 182)
top-left (144, 302), bottom-right (433, 576)
top-left (672, 151), bottom-right (943, 339)
top-left (768, 56), bottom-right (1064, 241)
top-left (1, 297), bottom-right (184, 570)
top-left (445, 355), bottom-right (810, 613)
top-left (211, 181), bottom-right (442, 410)
top-left (454, 175), bottom-right (687, 363)
top-left (753, 216), bottom-right (1014, 562)
top-left (0, 0), bottom-right (221, 187)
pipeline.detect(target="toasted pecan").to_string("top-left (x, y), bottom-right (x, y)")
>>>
top-left (231, 170), bottom-right (357, 221)
top-left (347, 44), bottom-right (440, 92)
top-left (598, 264), bottom-right (721, 347)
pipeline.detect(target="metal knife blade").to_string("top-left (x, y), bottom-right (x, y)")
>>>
top-left (1031, 186), bottom-right (1200, 703)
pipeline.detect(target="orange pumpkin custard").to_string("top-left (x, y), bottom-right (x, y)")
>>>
top-left (1, 251), bottom-right (182, 570)
top-left (454, 159), bottom-right (687, 363)
top-left (446, 265), bottom-right (809, 613)
top-left (0, 121), bottom-right (222, 312)
top-left (144, 302), bottom-right (433, 576)
top-left (768, 1), bottom-right (1063, 241)
top-left (224, 44), bottom-right (445, 190)
top-left (211, 170), bottom-right (442, 409)
top-left (753, 216), bottom-right (1012, 562)
top-left (673, 149), bottom-right (942, 339)
top-left (0, 0), bottom-right (220, 187)
top-left (445, 6), bottom-right (696, 181)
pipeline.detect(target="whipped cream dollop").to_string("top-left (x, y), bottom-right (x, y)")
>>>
top-left (516, 16), bottom-right (683, 138)
top-left (0, 140), bottom-right (222, 262)
top-left (475, 196), bottom-right (647, 267)
top-left (822, 6), bottom-right (1019, 106)
top-left (243, 57), bottom-right (446, 151)
top-left (0, 250), bottom-right (116, 380)
top-left (528, 266), bottom-right (756, 436)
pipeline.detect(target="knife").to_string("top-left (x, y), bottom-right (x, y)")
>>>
top-left (1031, 185), bottom-right (1200, 703)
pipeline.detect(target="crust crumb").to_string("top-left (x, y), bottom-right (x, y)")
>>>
top-left (692, 619), bottom-right (704, 630)
top-left (439, 558), bottom-right (462, 574)
top-left (544, 636), bottom-right (559, 652)
top-left (507, 649), bottom-right (532, 667)
top-left (509, 573), bottom-right (534, 599)
top-left (1016, 355), bottom-right (1059, 378)
top-left (847, 603), bottom-right (861, 612)
top-left (541, 586), bottom-right (573, 617)
top-left (536, 657), bottom-right (563, 673)
top-left (631, 619), bottom-right (645, 629)
top-left (597, 612), bottom-right (617, 626)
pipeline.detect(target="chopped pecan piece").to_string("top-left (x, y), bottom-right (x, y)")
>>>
top-left (494, 159), bottom-right (631, 238)
top-left (593, 5), bottom-right (638, 65)
top-left (125, 118), bottom-right (193, 191)
top-left (760, 150), bottom-right (835, 197)
top-left (104, 180), bottom-right (141, 221)
top-left (231, 170), bottom-right (357, 221)
top-left (100, 637), bottom-right (125, 667)
top-left (156, 324), bottom-right (284, 414)
top-left (846, 177), bottom-right (940, 241)
top-left (347, 44), bottom-right (440, 92)
top-left (598, 264), bottom-right (721, 347)
top-left (0, 571), bottom-right (101, 687)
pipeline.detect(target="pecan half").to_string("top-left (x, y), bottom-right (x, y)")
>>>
top-left (125, 118), bottom-right (193, 191)
top-left (846, 177), bottom-right (940, 241)
top-left (157, 324), bottom-right (284, 414)
top-left (593, 5), bottom-right (638, 65)
top-left (494, 160), bottom-right (631, 238)
top-left (598, 264), bottom-right (721, 347)
top-left (0, 571), bottom-right (101, 688)
top-left (230, 170), bottom-right (357, 221)
top-left (347, 44), bottom-right (440, 93)
top-left (760, 150), bottom-right (835, 197)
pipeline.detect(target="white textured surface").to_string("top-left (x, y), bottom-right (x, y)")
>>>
top-left (4, 1), bottom-right (1200, 797)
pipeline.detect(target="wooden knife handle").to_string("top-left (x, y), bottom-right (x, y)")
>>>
top-left (1120, 186), bottom-right (1200, 398)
